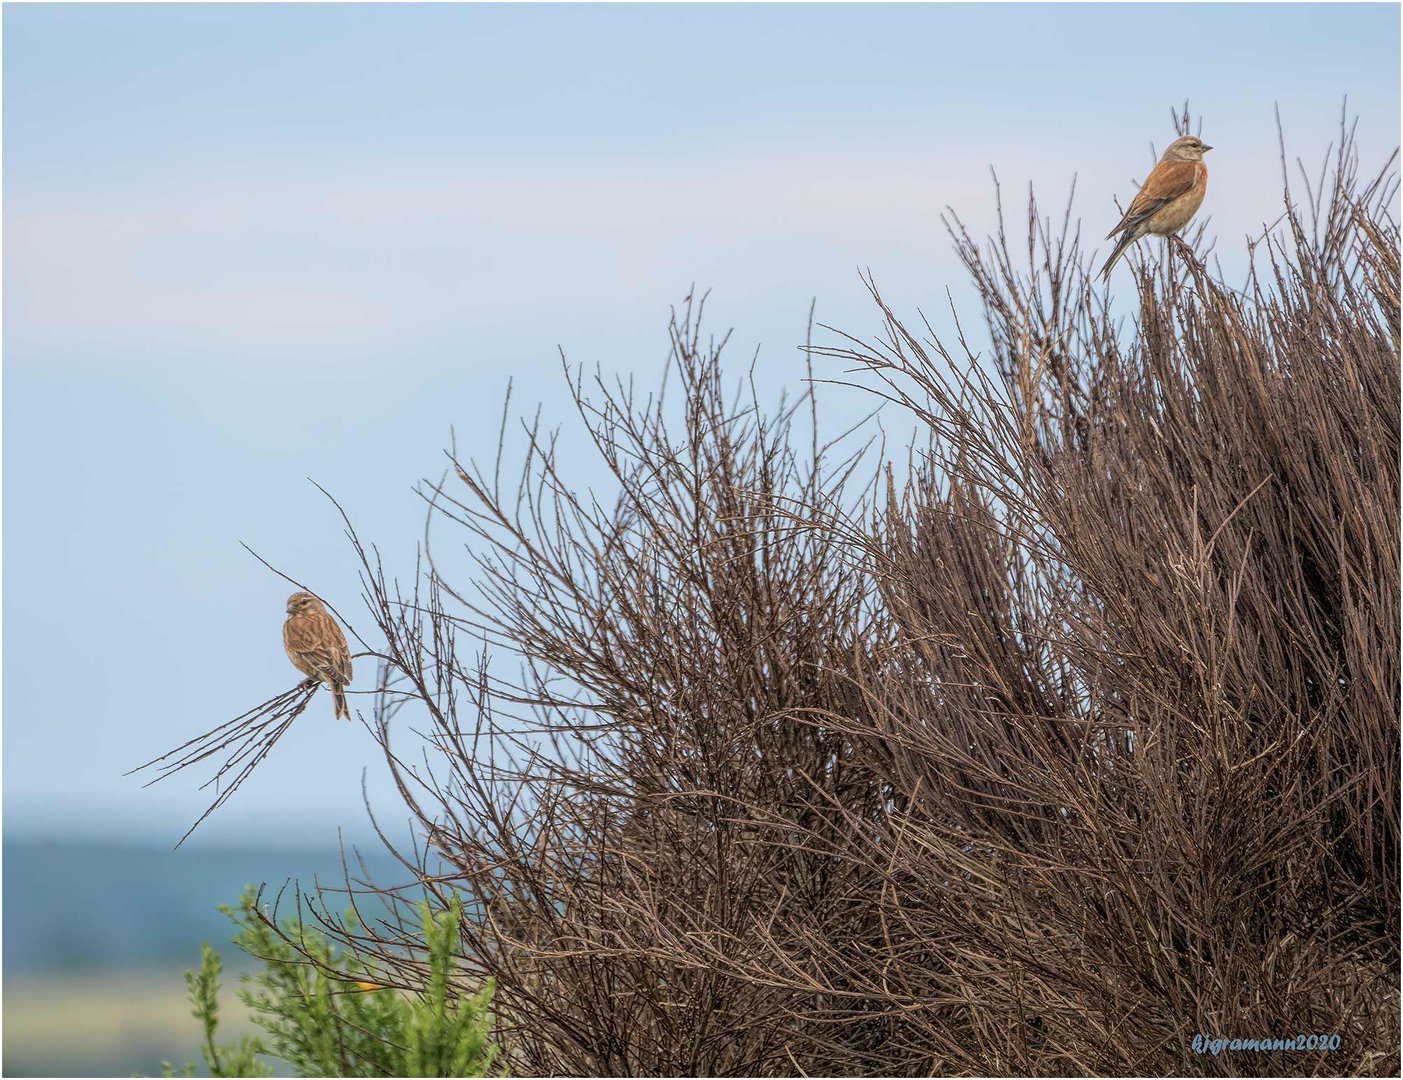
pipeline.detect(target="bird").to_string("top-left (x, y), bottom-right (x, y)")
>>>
top-left (1101, 134), bottom-right (1212, 280)
top-left (283, 591), bottom-right (353, 720)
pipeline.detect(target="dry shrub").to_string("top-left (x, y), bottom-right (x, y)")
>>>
top-left (304, 128), bottom-right (1399, 1076)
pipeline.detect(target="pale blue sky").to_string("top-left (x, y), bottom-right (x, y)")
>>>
top-left (5, 3), bottom-right (1399, 847)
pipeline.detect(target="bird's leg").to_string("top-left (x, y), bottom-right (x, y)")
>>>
top-left (1170, 234), bottom-right (1194, 257)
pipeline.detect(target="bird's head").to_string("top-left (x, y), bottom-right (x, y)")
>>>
top-left (286, 591), bottom-right (326, 615)
top-left (1164, 135), bottom-right (1212, 162)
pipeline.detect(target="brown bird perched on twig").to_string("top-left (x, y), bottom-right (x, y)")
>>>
top-left (1101, 134), bottom-right (1212, 280)
top-left (283, 591), bottom-right (353, 720)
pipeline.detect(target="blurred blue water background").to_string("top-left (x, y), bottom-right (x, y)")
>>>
top-left (4, 834), bottom-right (407, 1077)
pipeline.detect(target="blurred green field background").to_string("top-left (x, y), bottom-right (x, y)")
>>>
top-left (5, 971), bottom-right (259, 1077)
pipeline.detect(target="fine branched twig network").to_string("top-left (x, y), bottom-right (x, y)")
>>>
top-left (127, 680), bottom-right (320, 847)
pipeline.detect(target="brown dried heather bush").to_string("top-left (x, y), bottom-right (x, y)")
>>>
top-left (806, 134), bottom-right (1400, 1074)
top-left (289, 126), bottom-right (1397, 1076)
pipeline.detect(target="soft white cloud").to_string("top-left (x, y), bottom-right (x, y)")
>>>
top-left (3, 150), bottom-right (1018, 365)
top-left (8, 136), bottom-right (1393, 372)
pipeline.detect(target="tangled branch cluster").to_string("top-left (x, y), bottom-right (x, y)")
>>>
top-left (289, 129), bottom-right (1396, 1076)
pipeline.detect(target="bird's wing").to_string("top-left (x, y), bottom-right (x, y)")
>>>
top-left (318, 613), bottom-right (354, 685)
top-left (1105, 160), bottom-right (1201, 238)
top-left (285, 614), bottom-right (353, 685)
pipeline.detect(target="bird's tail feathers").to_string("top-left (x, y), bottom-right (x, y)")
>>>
top-left (331, 685), bottom-right (351, 721)
top-left (1100, 232), bottom-right (1136, 281)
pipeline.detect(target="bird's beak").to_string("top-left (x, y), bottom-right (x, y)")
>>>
top-left (1202, 144), bottom-right (1214, 152)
